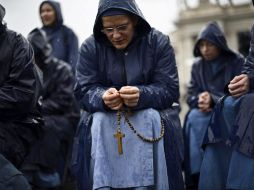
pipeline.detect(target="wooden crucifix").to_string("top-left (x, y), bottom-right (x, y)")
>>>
top-left (114, 130), bottom-right (125, 155)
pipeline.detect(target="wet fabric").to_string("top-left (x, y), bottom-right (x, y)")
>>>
top-left (26, 58), bottom-right (79, 170)
top-left (199, 96), bottom-right (254, 190)
top-left (187, 22), bottom-right (244, 108)
top-left (183, 22), bottom-right (244, 188)
top-left (25, 27), bottom-right (80, 188)
top-left (0, 154), bottom-right (31, 190)
top-left (72, 0), bottom-right (184, 189)
top-left (73, 0), bottom-right (184, 189)
top-left (199, 143), bottom-right (233, 190)
top-left (193, 21), bottom-right (235, 57)
top-left (0, 26), bottom-right (42, 168)
top-left (39, 0), bottom-right (79, 73)
top-left (90, 109), bottom-right (168, 189)
top-left (242, 25), bottom-right (254, 87)
top-left (184, 109), bottom-right (211, 175)
top-left (72, 107), bottom-right (184, 190)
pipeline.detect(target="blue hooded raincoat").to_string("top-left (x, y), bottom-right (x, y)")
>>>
top-left (71, 0), bottom-right (184, 189)
top-left (183, 21), bottom-right (244, 187)
top-left (39, 0), bottom-right (79, 73)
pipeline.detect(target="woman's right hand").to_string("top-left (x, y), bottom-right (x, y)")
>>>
top-left (102, 88), bottom-right (123, 110)
top-left (228, 74), bottom-right (250, 97)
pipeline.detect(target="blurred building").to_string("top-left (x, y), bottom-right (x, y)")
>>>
top-left (170, 0), bottom-right (254, 122)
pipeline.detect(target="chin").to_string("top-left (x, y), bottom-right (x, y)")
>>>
top-left (114, 44), bottom-right (128, 50)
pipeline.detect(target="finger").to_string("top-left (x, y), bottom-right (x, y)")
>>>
top-left (229, 87), bottom-right (248, 96)
top-left (103, 92), bottom-right (120, 101)
top-left (120, 93), bottom-right (139, 100)
top-left (230, 75), bottom-right (245, 84)
top-left (124, 101), bottom-right (138, 107)
top-left (124, 99), bottom-right (138, 105)
top-left (111, 102), bottom-right (123, 110)
top-left (119, 86), bottom-right (139, 94)
top-left (106, 98), bottom-right (122, 107)
top-left (230, 90), bottom-right (247, 98)
top-left (107, 88), bottom-right (118, 94)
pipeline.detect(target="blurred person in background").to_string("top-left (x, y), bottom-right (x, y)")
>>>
top-left (0, 3), bottom-right (41, 190)
top-left (199, 1), bottom-right (254, 189)
top-left (39, 0), bottom-right (79, 73)
top-left (183, 21), bottom-right (244, 190)
top-left (26, 28), bottom-right (80, 190)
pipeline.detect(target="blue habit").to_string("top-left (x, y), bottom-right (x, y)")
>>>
top-left (90, 109), bottom-right (168, 190)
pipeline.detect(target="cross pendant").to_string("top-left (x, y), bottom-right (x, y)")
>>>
top-left (114, 130), bottom-right (125, 155)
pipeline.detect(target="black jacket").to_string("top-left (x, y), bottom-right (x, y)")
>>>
top-left (0, 25), bottom-right (41, 168)
top-left (0, 154), bottom-right (31, 190)
top-left (26, 28), bottom-right (80, 170)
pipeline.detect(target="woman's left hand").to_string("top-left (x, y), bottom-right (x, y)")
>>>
top-left (119, 86), bottom-right (140, 107)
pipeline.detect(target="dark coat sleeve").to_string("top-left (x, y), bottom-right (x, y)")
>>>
top-left (0, 33), bottom-right (37, 116)
top-left (66, 28), bottom-right (79, 74)
top-left (136, 34), bottom-right (179, 110)
top-left (74, 37), bottom-right (107, 113)
top-left (41, 63), bottom-right (75, 115)
top-left (242, 25), bottom-right (254, 89)
top-left (187, 61), bottom-right (201, 108)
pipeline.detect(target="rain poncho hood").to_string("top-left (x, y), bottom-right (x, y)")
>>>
top-left (93, 0), bottom-right (151, 43)
top-left (28, 28), bottom-right (52, 67)
top-left (39, 0), bottom-right (63, 28)
top-left (194, 21), bottom-right (234, 57)
top-left (0, 4), bottom-right (5, 22)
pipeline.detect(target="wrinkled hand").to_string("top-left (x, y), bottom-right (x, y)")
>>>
top-left (228, 74), bottom-right (250, 97)
top-left (198, 91), bottom-right (212, 112)
top-left (102, 88), bottom-right (123, 110)
top-left (119, 86), bottom-right (140, 107)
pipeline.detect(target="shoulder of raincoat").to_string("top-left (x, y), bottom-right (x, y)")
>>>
top-left (72, 0), bottom-right (184, 190)
top-left (0, 28), bottom-right (40, 121)
top-left (0, 154), bottom-right (31, 190)
top-left (40, 0), bottom-right (79, 73)
top-left (242, 25), bottom-right (254, 89)
top-left (29, 58), bottom-right (80, 170)
top-left (41, 58), bottom-right (76, 116)
top-left (187, 21), bottom-right (244, 108)
top-left (0, 27), bottom-right (42, 168)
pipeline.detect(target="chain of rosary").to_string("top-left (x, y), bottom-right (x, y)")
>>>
top-left (116, 109), bottom-right (165, 143)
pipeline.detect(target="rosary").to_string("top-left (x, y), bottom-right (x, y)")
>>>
top-left (114, 109), bottom-right (165, 155)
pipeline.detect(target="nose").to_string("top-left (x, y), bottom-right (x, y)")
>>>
top-left (112, 29), bottom-right (121, 39)
top-left (201, 45), bottom-right (208, 52)
top-left (41, 11), bottom-right (47, 18)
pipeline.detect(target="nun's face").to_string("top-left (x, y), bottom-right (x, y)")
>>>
top-left (40, 3), bottom-right (56, 27)
top-left (199, 40), bottom-right (221, 61)
top-left (102, 15), bottom-right (136, 50)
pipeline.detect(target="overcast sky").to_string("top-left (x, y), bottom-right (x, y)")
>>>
top-left (0, 0), bottom-right (179, 43)
top-left (0, 0), bottom-right (250, 43)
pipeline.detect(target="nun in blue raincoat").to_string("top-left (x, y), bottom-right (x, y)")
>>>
top-left (39, 0), bottom-right (79, 73)
top-left (199, 1), bottom-right (254, 189)
top-left (183, 21), bottom-right (244, 189)
top-left (71, 0), bottom-right (184, 189)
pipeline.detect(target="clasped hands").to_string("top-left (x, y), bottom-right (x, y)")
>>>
top-left (198, 91), bottom-right (212, 112)
top-left (102, 86), bottom-right (140, 110)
